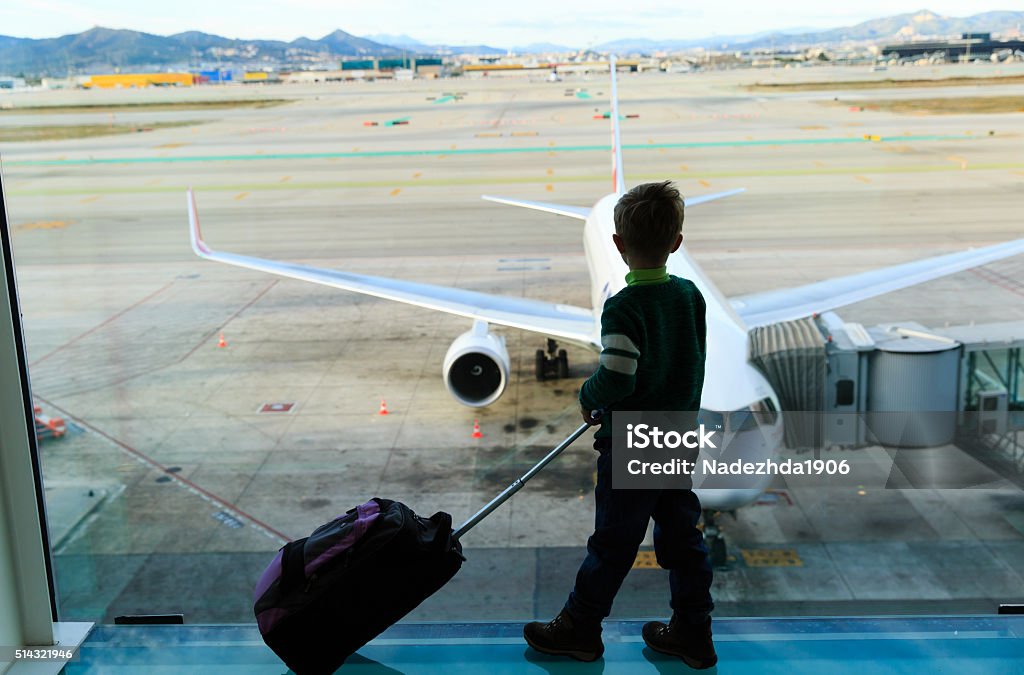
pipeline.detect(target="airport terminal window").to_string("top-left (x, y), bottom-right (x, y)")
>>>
top-left (835, 379), bottom-right (855, 407)
top-left (3, 4), bottom-right (1024, 634)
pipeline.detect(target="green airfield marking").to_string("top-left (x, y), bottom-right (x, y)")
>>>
top-left (432, 96), bottom-right (455, 104)
top-left (10, 160), bottom-right (1024, 197)
top-left (4, 134), bottom-right (979, 168)
top-left (575, 91), bottom-right (592, 99)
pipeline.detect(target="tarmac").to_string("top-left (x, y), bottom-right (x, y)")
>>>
top-left (2, 64), bottom-right (1023, 623)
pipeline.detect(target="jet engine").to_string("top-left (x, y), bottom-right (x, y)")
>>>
top-left (442, 322), bottom-right (510, 407)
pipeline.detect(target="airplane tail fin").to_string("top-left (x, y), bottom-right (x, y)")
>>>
top-left (609, 55), bottom-right (626, 195)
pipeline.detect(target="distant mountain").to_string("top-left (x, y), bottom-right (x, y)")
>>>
top-left (362, 33), bottom-right (503, 56)
top-left (511, 42), bottom-right (576, 53)
top-left (363, 33), bottom-right (428, 49)
top-left (731, 10), bottom-right (1024, 50)
top-left (0, 26), bottom-right (402, 76)
top-left (595, 10), bottom-right (1024, 53)
top-left (5, 9), bottom-right (1023, 76)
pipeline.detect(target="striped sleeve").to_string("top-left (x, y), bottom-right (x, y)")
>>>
top-left (580, 302), bottom-right (639, 412)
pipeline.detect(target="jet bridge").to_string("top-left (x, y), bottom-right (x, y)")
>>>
top-left (750, 315), bottom-right (1024, 454)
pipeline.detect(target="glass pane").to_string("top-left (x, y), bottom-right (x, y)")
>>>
top-left (2, 5), bottom-right (1023, 639)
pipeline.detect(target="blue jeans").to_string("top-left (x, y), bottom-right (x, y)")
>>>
top-left (564, 438), bottom-right (714, 624)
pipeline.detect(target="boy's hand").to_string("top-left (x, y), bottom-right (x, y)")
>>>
top-left (581, 407), bottom-right (600, 425)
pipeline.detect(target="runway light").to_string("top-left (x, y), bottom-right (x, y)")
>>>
top-left (857, 490), bottom-right (867, 496)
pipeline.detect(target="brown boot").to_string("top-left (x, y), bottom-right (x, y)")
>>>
top-left (524, 609), bottom-right (604, 662)
top-left (642, 615), bottom-right (717, 669)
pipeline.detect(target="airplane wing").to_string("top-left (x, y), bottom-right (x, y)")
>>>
top-left (685, 188), bottom-right (745, 207)
top-left (187, 190), bottom-right (598, 347)
top-left (480, 195), bottom-right (590, 220)
top-left (731, 237), bottom-right (1024, 328)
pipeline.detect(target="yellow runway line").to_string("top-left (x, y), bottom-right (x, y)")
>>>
top-left (390, 188), bottom-right (401, 196)
top-left (234, 192), bottom-right (249, 200)
top-left (855, 175), bottom-right (871, 183)
top-left (633, 551), bottom-right (659, 569)
top-left (80, 195), bottom-right (101, 203)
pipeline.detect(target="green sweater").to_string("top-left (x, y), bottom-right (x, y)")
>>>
top-left (579, 267), bottom-right (707, 438)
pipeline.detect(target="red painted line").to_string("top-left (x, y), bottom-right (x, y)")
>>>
top-left (970, 268), bottom-right (1024, 299)
top-left (48, 280), bottom-right (279, 401)
top-left (30, 281), bottom-right (175, 367)
top-left (179, 279), bottom-right (278, 363)
top-left (35, 394), bottom-right (291, 544)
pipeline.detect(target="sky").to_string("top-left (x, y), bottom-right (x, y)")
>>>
top-left (0, 1), bottom-right (1017, 47)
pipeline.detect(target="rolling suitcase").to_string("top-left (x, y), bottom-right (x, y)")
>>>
top-left (254, 417), bottom-right (596, 674)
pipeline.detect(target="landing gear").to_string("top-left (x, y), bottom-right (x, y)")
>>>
top-left (535, 339), bottom-right (569, 381)
top-left (702, 509), bottom-right (731, 569)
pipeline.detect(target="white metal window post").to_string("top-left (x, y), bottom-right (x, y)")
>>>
top-left (0, 164), bottom-right (90, 673)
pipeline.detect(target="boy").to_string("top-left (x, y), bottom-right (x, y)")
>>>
top-left (524, 181), bottom-right (716, 668)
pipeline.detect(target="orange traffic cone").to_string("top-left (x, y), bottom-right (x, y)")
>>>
top-left (378, 399), bottom-right (390, 415)
top-left (217, 333), bottom-right (227, 348)
top-left (471, 419), bottom-right (483, 439)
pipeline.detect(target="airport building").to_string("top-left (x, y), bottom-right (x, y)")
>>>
top-left (881, 33), bottom-right (1024, 61)
top-left (82, 72), bottom-right (194, 88)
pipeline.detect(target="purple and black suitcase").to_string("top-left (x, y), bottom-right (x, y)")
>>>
top-left (253, 418), bottom-right (595, 674)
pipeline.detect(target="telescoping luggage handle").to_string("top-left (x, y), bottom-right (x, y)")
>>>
top-left (453, 410), bottom-right (602, 539)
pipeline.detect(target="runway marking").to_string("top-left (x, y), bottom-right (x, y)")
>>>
top-left (233, 192), bottom-right (249, 200)
top-left (146, 178), bottom-right (161, 185)
top-left (855, 175), bottom-right (872, 183)
top-left (280, 175), bottom-right (291, 183)
top-left (5, 134), bottom-right (979, 167)
top-left (947, 155), bottom-right (969, 170)
top-left (545, 184), bottom-right (554, 191)
top-left (741, 548), bottom-right (803, 567)
top-left (546, 168), bottom-right (554, 175)
top-left (30, 280), bottom-right (175, 366)
top-left (970, 268), bottom-right (1024, 300)
top-left (412, 172), bottom-right (422, 178)
top-left (34, 394), bottom-right (291, 545)
top-left (79, 195), bottom-right (101, 203)
top-left (14, 161), bottom-right (1024, 197)
top-left (155, 142), bottom-right (186, 149)
top-left (633, 551), bottom-right (659, 569)
top-left (16, 220), bottom-right (69, 231)
top-left (390, 188), bottom-right (401, 196)
top-left (699, 179), bottom-right (711, 188)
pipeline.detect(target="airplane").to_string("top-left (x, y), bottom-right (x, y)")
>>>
top-left (186, 55), bottom-right (1024, 539)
